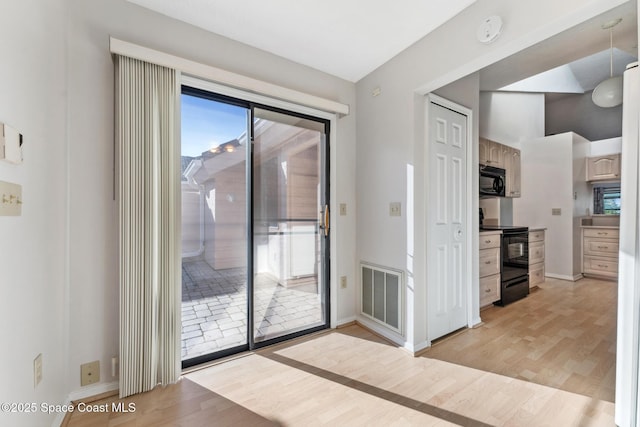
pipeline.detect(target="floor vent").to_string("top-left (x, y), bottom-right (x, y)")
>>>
top-left (360, 262), bottom-right (403, 334)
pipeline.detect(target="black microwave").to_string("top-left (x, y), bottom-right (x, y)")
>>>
top-left (480, 165), bottom-right (505, 197)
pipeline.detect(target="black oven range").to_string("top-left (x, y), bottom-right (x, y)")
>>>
top-left (479, 225), bottom-right (529, 305)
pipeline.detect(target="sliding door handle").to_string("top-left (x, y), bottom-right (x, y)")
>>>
top-left (320, 205), bottom-right (330, 237)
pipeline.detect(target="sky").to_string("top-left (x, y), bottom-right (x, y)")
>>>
top-left (181, 94), bottom-right (247, 157)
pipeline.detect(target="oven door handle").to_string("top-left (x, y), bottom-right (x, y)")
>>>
top-left (504, 275), bottom-right (529, 288)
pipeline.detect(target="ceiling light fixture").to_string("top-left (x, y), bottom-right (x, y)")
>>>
top-left (592, 18), bottom-right (623, 108)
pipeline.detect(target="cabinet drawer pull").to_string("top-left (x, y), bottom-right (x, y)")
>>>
top-left (485, 240), bottom-right (491, 244)
top-left (597, 264), bottom-right (609, 268)
top-left (485, 261), bottom-right (492, 265)
top-left (597, 232), bottom-right (609, 236)
top-left (597, 246), bottom-right (609, 250)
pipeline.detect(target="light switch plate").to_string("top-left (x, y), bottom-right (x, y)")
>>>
top-left (0, 180), bottom-right (22, 216)
top-left (339, 203), bottom-right (347, 216)
top-left (390, 202), bottom-right (401, 217)
top-left (552, 208), bottom-right (562, 216)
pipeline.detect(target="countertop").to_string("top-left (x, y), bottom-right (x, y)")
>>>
top-left (528, 227), bottom-right (547, 232)
top-left (581, 225), bottom-right (620, 229)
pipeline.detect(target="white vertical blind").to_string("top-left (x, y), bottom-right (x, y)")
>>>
top-left (116, 55), bottom-right (181, 398)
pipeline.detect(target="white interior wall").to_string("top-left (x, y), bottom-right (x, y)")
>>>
top-left (66, 0), bottom-right (357, 397)
top-left (591, 136), bottom-right (623, 155)
top-left (0, 1), bottom-right (68, 426)
top-left (572, 133), bottom-right (592, 275)
top-left (513, 133), bottom-right (589, 280)
top-left (480, 92), bottom-right (546, 147)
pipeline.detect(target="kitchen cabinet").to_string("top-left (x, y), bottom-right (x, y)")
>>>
top-left (528, 229), bottom-right (545, 288)
top-left (503, 145), bottom-right (521, 198)
top-left (479, 138), bottom-right (503, 168)
top-left (480, 138), bottom-right (520, 197)
top-left (586, 154), bottom-right (621, 181)
top-left (479, 231), bottom-right (501, 307)
top-left (582, 227), bottom-right (619, 280)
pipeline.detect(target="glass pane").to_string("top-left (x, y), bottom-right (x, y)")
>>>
top-left (253, 107), bottom-right (327, 343)
top-left (181, 93), bottom-right (249, 361)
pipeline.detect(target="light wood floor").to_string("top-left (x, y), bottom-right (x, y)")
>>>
top-left (65, 277), bottom-right (617, 426)
top-left (426, 277), bottom-right (617, 403)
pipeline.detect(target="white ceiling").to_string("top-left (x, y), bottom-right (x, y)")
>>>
top-left (500, 48), bottom-right (638, 94)
top-left (479, 2), bottom-right (638, 93)
top-left (127, 0), bottom-right (476, 82)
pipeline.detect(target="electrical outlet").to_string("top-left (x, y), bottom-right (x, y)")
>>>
top-left (340, 203), bottom-right (347, 216)
top-left (81, 361), bottom-right (100, 386)
top-left (390, 202), bottom-right (401, 217)
top-left (552, 208), bottom-right (562, 216)
top-left (340, 276), bottom-right (347, 289)
top-left (34, 353), bottom-right (42, 387)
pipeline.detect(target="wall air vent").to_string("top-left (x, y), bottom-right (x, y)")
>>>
top-left (360, 262), bottom-right (404, 335)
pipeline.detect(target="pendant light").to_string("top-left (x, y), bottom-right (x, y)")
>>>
top-left (592, 18), bottom-right (623, 108)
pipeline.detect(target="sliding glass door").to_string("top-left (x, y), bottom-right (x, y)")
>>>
top-left (180, 87), bottom-right (330, 367)
top-left (252, 107), bottom-right (329, 345)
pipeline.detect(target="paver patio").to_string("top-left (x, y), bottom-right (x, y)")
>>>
top-left (181, 259), bottom-right (324, 360)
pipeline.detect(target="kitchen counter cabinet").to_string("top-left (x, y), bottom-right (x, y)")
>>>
top-left (529, 229), bottom-right (545, 288)
top-left (479, 231), bottom-right (501, 307)
top-left (582, 227), bottom-right (619, 280)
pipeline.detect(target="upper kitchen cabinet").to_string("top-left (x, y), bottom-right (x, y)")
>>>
top-left (479, 137), bottom-right (503, 168)
top-left (503, 145), bottom-right (521, 198)
top-left (479, 137), bottom-right (520, 198)
top-left (586, 153), bottom-right (621, 182)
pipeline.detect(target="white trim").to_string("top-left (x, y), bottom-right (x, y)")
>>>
top-left (329, 119), bottom-right (338, 330)
top-left (616, 61), bottom-right (640, 427)
top-left (545, 273), bottom-right (583, 282)
top-left (336, 316), bottom-right (357, 327)
top-left (356, 315), bottom-right (405, 347)
top-left (52, 382), bottom-right (120, 427)
top-left (67, 381), bottom-right (120, 403)
top-left (109, 37), bottom-right (349, 117)
top-left (424, 94), bottom-right (474, 343)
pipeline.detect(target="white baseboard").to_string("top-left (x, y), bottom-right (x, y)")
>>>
top-left (68, 381), bottom-right (119, 402)
top-left (470, 316), bottom-right (483, 328)
top-left (545, 273), bottom-right (583, 282)
top-left (406, 340), bottom-right (431, 355)
top-left (336, 316), bottom-right (356, 328)
top-left (52, 381), bottom-right (119, 427)
top-left (356, 316), bottom-right (405, 347)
